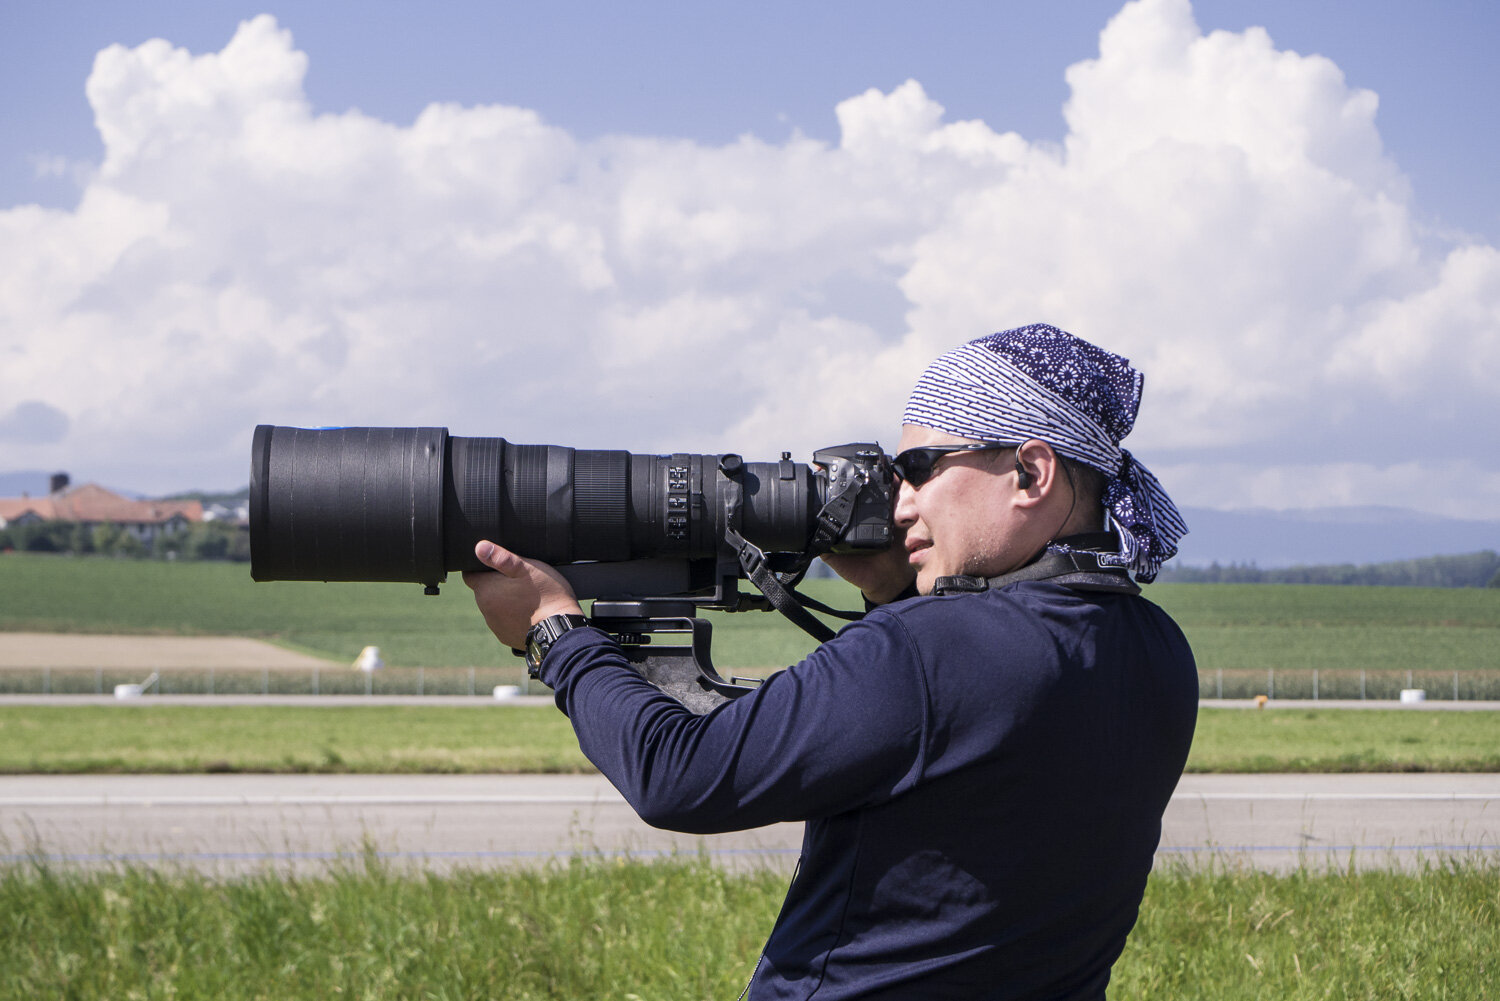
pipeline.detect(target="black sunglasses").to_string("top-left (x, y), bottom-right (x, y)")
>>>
top-left (890, 442), bottom-right (1016, 487)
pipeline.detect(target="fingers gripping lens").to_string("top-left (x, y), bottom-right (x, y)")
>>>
top-left (891, 443), bottom-right (1016, 487)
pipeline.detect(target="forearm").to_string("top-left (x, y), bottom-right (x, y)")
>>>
top-left (541, 629), bottom-right (777, 833)
top-left (541, 617), bottom-right (929, 834)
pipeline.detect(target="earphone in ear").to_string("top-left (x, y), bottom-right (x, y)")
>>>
top-left (1014, 459), bottom-right (1034, 490)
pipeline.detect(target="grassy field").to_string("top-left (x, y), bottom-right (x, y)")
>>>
top-left (1189, 707), bottom-right (1500, 772)
top-left (0, 853), bottom-right (1493, 1000)
top-left (0, 705), bottom-right (590, 774)
top-left (0, 553), bottom-right (839, 669)
top-left (3, 704), bottom-right (1497, 774)
top-left (3, 552), bottom-right (1499, 673)
top-left (1152, 582), bottom-right (1500, 674)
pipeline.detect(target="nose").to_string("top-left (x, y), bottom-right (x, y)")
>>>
top-left (893, 477), bottom-right (918, 527)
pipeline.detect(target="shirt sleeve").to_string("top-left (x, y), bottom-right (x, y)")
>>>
top-left (541, 610), bottom-right (933, 834)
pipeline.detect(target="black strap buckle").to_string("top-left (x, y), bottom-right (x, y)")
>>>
top-left (932, 575), bottom-right (988, 595)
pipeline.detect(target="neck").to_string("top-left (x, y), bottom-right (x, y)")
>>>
top-left (1055, 501), bottom-right (1104, 539)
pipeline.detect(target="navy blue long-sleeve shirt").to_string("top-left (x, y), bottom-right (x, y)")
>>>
top-left (540, 581), bottom-right (1197, 1000)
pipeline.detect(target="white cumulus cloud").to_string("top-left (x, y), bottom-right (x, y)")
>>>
top-left (1, 0), bottom-right (1495, 522)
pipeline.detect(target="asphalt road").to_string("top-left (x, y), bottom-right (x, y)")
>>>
top-left (3, 773), bottom-right (1496, 876)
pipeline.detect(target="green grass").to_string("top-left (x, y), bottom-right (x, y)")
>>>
top-left (2, 554), bottom-right (1497, 773)
top-left (0, 553), bottom-right (844, 669)
top-left (1147, 583), bottom-right (1500, 672)
top-left (0, 706), bottom-right (593, 774)
top-left (0, 854), bottom-right (1494, 1000)
top-left (0, 853), bottom-right (786, 1001)
top-left (1189, 707), bottom-right (1500, 773)
top-left (1114, 860), bottom-right (1500, 999)
top-left (4, 553), bottom-right (1499, 672)
top-left (3, 704), bottom-right (1497, 775)
top-left (1148, 582), bottom-right (1500, 627)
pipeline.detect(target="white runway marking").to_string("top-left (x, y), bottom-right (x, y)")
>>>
top-left (1180, 791), bottom-right (1500, 801)
top-left (4, 788), bottom-right (1496, 808)
top-left (0, 794), bottom-right (622, 807)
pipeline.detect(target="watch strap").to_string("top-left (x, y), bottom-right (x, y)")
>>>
top-left (524, 613), bottom-right (590, 677)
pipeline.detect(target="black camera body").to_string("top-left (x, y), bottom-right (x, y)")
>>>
top-left (249, 426), bottom-right (894, 606)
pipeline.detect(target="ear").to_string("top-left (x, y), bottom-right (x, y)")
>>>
top-left (1012, 440), bottom-right (1061, 502)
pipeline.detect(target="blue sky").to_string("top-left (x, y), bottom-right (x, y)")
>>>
top-left (1, 0), bottom-right (1497, 525)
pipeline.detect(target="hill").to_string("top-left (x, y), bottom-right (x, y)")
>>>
top-left (1156, 549), bottom-right (1500, 587)
top-left (1173, 505), bottom-right (1499, 568)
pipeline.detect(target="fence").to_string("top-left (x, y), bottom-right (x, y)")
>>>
top-left (0, 664), bottom-right (534, 697)
top-left (4, 665), bottom-right (1500, 701)
top-left (1198, 668), bottom-right (1500, 701)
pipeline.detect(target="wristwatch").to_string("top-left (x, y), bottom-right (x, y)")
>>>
top-left (524, 614), bottom-right (590, 677)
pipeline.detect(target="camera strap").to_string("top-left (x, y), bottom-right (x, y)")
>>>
top-left (933, 535), bottom-right (1141, 597)
top-left (719, 456), bottom-right (867, 643)
top-left (723, 525), bottom-right (840, 642)
top-left (807, 471), bottom-right (864, 555)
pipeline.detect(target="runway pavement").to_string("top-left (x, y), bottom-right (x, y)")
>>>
top-left (5, 694), bottom-right (1499, 708)
top-left (3, 772), bottom-right (1496, 876)
top-left (0, 773), bottom-right (799, 875)
top-left (1157, 772), bottom-right (1500, 870)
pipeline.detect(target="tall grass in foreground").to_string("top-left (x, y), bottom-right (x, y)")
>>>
top-left (1116, 859), bottom-right (1499, 999)
top-left (0, 852), bottom-right (786, 1001)
top-left (1, 854), bottom-right (1494, 1000)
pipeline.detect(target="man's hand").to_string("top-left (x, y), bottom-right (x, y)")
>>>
top-left (462, 541), bottom-right (584, 650)
top-left (822, 528), bottom-right (917, 605)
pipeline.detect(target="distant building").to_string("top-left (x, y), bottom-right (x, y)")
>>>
top-left (202, 500), bottom-right (251, 524)
top-left (0, 473), bottom-right (203, 546)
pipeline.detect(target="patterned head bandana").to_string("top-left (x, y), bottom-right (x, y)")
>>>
top-left (903, 323), bottom-right (1187, 582)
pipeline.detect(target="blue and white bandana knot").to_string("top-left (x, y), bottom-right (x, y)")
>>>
top-left (903, 323), bottom-right (1187, 582)
top-left (1099, 450), bottom-right (1187, 582)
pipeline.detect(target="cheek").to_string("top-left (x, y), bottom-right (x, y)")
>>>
top-left (941, 494), bottom-right (1007, 565)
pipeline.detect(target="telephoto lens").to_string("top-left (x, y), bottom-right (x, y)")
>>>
top-left (249, 425), bottom-right (832, 593)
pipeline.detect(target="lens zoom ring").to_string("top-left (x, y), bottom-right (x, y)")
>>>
top-left (571, 451), bottom-right (630, 561)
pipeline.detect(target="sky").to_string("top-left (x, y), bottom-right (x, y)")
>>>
top-left (1, 0), bottom-right (1497, 523)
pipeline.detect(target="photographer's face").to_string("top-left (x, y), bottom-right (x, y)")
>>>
top-left (893, 425), bottom-right (1021, 594)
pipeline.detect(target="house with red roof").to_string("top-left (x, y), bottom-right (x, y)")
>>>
top-left (0, 474), bottom-right (202, 547)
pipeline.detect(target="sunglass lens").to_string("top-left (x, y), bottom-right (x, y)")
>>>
top-left (893, 449), bottom-right (935, 486)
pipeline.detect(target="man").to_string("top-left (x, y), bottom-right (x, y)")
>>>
top-left (466, 323), bottom-right (1197, 1000)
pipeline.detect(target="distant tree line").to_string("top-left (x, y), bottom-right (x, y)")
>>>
top-left (0, 520), bottom-right (250, 561)
top-left (1157, 550), bottom-right (1500, 588)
